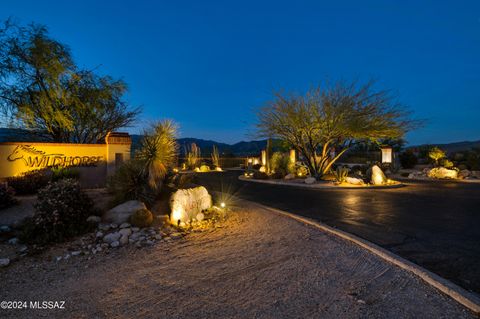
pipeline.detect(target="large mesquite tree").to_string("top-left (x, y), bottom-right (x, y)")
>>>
top-left (256, 81), bottom-right (418, 179)
top-left (0, 20), bottom-right (139, 143)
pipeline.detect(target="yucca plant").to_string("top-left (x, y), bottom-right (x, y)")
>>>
top-left (185, 143), bottom-right (200, 170)
top-left (136, 120), bottom-right (178, 189)
top-left (211, 144), bottom-right (220, 168)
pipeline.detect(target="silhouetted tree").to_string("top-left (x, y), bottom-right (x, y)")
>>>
top-left (256, 80), bottom-right (420, 179)
top-left (0, 20), bottom-right (139, 142)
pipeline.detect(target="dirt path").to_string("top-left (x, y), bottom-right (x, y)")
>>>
top-left (0, 201), bottom-right (475, 318)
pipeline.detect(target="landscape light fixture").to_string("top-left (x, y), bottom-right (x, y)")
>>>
top-left (381, 146), bottom-right (393, 164)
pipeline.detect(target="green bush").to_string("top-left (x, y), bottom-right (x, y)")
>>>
top-left (130, 208), bottom-right (153, 228)
top-left (20, 179), bottom-right (95, 245)
top-left (270, 152), bottom-right (294, 178)
top-left (107, 160), bottom-right (156, 206)
top-left (6, 169), bottom-right (51, 195)
top-left (440, 158), bottom-right (454, 169)
top-left (0, 184), bottom-right (17, 209)
top-left (428, 147), bottom-right (446, 166)
top-left (399, 150), bottom-right (418, 169)
top-left (51, 166), bottom-right (80, 182)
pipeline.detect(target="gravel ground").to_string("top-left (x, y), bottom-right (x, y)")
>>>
top-left (0, 201), bottom-right (475, 318)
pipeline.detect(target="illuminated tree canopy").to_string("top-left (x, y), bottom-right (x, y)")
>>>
top-left (0, 20), bottom-right (140, 143)
top-left (256, 81), bottom-right (420, 178)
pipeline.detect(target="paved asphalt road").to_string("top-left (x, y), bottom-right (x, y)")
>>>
top-left (196, 170), bottom-right (480, 295)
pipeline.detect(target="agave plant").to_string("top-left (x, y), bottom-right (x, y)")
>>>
top-left (332, 166), bottom-right (349, 183)
top-left (136, 120), bottom-right (178, 189)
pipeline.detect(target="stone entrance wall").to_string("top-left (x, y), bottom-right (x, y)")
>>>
top-left (0, 132), bottom-right (131, 187)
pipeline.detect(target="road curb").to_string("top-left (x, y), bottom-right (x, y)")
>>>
top-left (238, 175), bottom-right (405, 190)
top-left (246, 200), bottom-right (480, 315)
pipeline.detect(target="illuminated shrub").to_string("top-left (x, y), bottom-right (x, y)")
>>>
top-left (296, 165), bottom-right (309, 177)
top-left (439, 158), bottom-right (454, 169)
top-left (270, 152), bottom-right (294, 178)
top-left (428, 147), bottom-right (446, 166)
top-left (130, 208), bottom-right (154, 228)
top-left (20, 179), bottom-right (95, 244)
top-left (51, 166), bottom-right (80, 182)
top-left (0, 184), bottom-right (17, 209)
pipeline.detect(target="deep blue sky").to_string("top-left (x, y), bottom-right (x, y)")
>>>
top-left (2, 1), bottom-right (479, 144)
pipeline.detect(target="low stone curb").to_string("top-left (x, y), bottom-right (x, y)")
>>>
top-left (238, 175), bottom-right (405, 190)
top-left (394, 176), bottom-right (480, 184)
top-left (247, 200), bottom-right (480, 315)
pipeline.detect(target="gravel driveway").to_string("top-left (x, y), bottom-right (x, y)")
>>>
top-left (0, 201), bottom-right (474, 318)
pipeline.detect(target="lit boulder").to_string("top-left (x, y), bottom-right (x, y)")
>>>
top-left (345, 177), bottom-right (364, 185)
top-left (428, 167), bottom-right (458, 179)
top-left (304, 177), bottom-right (316, 184)
top-left (371, 165), bottom-right (387, 185)
top-left (169, 186), bottom-right (212, 224)
top-left (103, 200), bottom-right (147, 224)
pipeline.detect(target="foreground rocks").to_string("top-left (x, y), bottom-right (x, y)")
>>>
top-left (428, 167), bottom-right (458, 179)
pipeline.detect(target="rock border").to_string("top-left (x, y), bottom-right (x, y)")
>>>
top-left (238, 175), bottom-right (405, 190)
top-left (246, 200), bottom-right (480, 315)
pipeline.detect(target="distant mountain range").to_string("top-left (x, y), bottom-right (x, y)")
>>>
top-left (1, 128), bottom-right (479, 156)
top-left (131, 135), bottom-right (285, 156)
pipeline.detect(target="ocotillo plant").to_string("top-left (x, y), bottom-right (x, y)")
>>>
top-left (211, 144), bottom-right (220, 168)
top-left (185, 143), bottom-right (200, 169)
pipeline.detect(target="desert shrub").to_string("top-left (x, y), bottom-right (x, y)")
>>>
top-left (252, 163), bottom-right (262, 170)
top-left (399, 150), bottom-right (418, 169)
top-left (332, 166), bottom-right (349, 183)
top-left (466, 150), bottom-right (480, 170)
top-left (296, 165), bottom-right (309, 177)
top-left (428, 147), bottom-right (446, 166)
top-left (51, 166), bottom-right (80, 182)
top-left (107, 160), bottom-right (156, 206)
top-left (0, 184), bottom-right (18, 209)
top-left (20, 179), bottom-right (95, 245)
top-left (130, 208), bottom-right (153, 228)
top-left (439, 158), bottom-right (454, 169)
top-left (270, 152), bottom-right (294, 178)
top-left (200, 164), bottom-right (210, 172)
top-left (253, 170), bottom-right (269, 179)
top-left (6, 169), bottom-right (51, 195)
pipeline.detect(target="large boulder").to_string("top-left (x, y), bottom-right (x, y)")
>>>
top-left (428, 167), bottom-right (458, 179)
top-left (103, 200), bottom-right (147, 224)
top-left (304, 177), bottom-right (316, 184)
top-left (170, 186), bottom-right (212, 224)
top-left (371, 165), bottom-right (387, 185)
